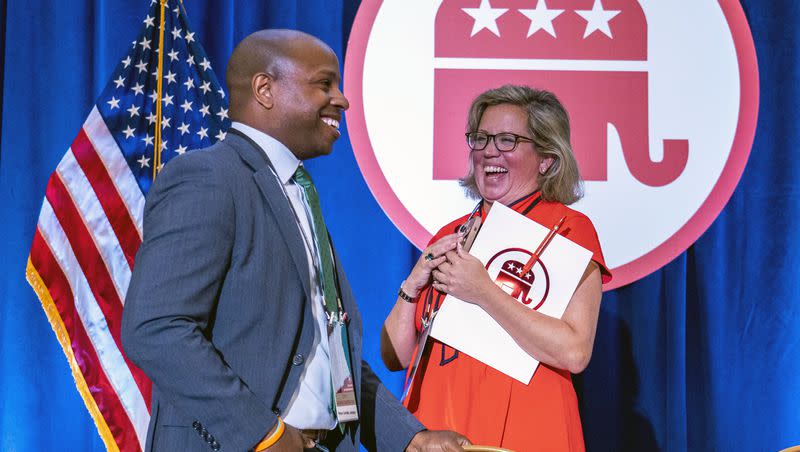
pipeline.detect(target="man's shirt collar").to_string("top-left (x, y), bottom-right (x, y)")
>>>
top-left (231, 121), bottom-right (300, 184)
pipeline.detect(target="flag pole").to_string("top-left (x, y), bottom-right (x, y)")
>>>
top-left (153, 0), bottom-right (167, 180)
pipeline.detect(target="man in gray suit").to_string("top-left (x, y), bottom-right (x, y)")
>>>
top-left (121, 30), bottom-right (469, 451)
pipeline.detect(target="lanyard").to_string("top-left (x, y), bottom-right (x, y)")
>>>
top-left (327, 231), bottom-right (348, 323)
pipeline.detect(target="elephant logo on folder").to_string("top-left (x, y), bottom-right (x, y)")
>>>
top-left (486, 248), bottom-right (550, 310)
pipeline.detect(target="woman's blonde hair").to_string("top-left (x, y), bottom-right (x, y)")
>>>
top-left (460, 85), bottom-right (583, 205)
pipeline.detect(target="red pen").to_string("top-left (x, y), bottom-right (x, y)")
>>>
top-left (519, 216), bottom-right (566, 277)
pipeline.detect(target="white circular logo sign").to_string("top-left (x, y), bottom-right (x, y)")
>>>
top-left (345, 0), bottom-right (759, 289)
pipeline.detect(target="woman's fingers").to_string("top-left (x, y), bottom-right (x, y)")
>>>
top-left (456, 239), bottom-right (466, 257)
top-left (408, 254), bottom-right (448, 291)
top-left (428, 234), bottom-right (459, 257)
top-left (436, 260), bottom-right (453, 273)
top-left (409, 234), bottom-right (462, 292)
top-left (431, 268), bottom-right (448, 293)
top-left (445, 250), bottom-right (460, 264)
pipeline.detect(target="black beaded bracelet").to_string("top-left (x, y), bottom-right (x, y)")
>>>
top-left (397, 284), bottom-right (418, 303)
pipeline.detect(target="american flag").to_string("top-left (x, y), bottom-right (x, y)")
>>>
top-left (25, 1), bottom-right (229, 450)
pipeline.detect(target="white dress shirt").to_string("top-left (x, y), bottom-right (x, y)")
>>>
top-left (231, 122), bottom-right (336, 430)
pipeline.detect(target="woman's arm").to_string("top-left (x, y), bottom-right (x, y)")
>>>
top-left (432, 244), bottom-right (603, 374)
top-left (381, 233), bottom-right (460, 371)
top-left (381, 288), bottom-right (422, 371)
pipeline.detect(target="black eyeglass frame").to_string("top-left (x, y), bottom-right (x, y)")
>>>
top-left (465, 131), bottom-right (535, 152)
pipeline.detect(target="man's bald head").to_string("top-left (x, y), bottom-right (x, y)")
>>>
top-left (223, 29), bottom-right (348, 159)
top-left (225, 29), bottom-right (331, 116)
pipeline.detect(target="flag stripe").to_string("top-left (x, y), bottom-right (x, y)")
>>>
top-left (30, 230), bottom-right (138, 451)
top-left (71, 127), bottom-right (141, 268)
top-left (45, 170), bottom-right (125, 335)
top-left (36, 201), bottom-right (149, 448)
top-left (84, 107), bottom-right (145, 233)
top-left (56, 149), bottom-right (131, 304)
top-left (44, 172), bottom-right (152, 407)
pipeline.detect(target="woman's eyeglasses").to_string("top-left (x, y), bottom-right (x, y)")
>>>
top-left (465, 132), bottom-right (534, 152)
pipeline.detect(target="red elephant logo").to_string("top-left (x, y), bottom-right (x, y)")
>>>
top-left (486, 248), bottom-right (550, 310)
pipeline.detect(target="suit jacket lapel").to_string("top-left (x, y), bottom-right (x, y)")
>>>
top-left (225, 131), bottom-right (312, 300)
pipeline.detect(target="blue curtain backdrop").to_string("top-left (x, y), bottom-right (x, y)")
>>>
top-left (0, 1), bottom-right (797, 450)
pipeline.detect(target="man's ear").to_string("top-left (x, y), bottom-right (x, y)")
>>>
top-left (252, 72), bottom-right (274, 109)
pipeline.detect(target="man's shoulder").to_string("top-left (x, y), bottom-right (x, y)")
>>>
top-left (176, 139), bottom-right (240, 164)
top-left (144, 141), bottom-right (251, 205)
top-left (161, 140), bottom-right (246, 178)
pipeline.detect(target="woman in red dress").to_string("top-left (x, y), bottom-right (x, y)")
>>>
top-left (381, 85), bottom-right (612, 452)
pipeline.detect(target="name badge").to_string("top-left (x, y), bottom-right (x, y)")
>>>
top-left (329, 321), bottom-right (359, 423)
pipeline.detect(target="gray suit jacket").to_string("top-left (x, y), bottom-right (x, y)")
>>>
top-left (121, 131), bottom-right (424, 451)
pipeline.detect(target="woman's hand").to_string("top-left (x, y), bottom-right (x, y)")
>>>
top-left (383, 233), bottom-right (461, 370)
top-left (431, 241), bottom-right (496, 306)
top-left (403, 233), bottom-right (461, 297)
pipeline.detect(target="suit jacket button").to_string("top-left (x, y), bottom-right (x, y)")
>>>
top-left (292, 353), bottom-right (304, 366)
top-left (192, 421), bottom-right (201, 431)
top-left (272, 408), bottom-right (281, 415)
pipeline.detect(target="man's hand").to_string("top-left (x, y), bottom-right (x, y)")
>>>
top-left (256, 423), bottom-right (314, 451)
top-left (406, 430), bottom-right (471, 452)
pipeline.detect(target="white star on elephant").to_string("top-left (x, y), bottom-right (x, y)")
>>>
top-left (575, 0), bottom-right (621, 38)
top-left (462, 0), bottom-right (508, 37)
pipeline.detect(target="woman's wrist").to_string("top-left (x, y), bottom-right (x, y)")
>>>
top-left (399, 280), bottom-right (420, 301)
top-left (406, 265), bottom-right (433, 293)
top-left (475, 279), bottom-right (502, 309)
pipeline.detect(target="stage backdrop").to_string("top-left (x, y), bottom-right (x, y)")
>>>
top-left (1, 1), bottom-right (798, 451)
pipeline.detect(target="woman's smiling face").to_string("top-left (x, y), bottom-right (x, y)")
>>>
top-left (471, 104), bottom-right (543, 205)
